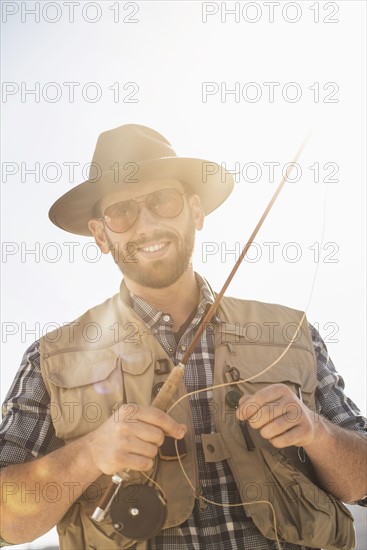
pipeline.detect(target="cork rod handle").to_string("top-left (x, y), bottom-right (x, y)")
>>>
top-left (91, 364), bottom-right (185, 523)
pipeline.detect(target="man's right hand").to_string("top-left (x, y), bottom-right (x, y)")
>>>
top-left (85, 404), bottom-right (187, 475)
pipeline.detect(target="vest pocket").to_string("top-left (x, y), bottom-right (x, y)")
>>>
top-left (60, 498), bottom-right (139, 550)
top-left (223, 354), bottom-right (317, 407)
top-left (246, 448), bottom-right (355, 550)
top-left (119, 351), bottom-right (154, 406)
top-left (45, 352), bottom-right (124, 440)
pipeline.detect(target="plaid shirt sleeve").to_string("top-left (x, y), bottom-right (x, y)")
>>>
top-left (309, 323), bottom-right (367, 433)
top-left (0, 340), bottom-right (64, 469)
top-left (309, 324), bottom-right (367, 507)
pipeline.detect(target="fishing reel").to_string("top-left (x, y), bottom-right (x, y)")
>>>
top-left (110, 483), bottom-right (167, 540)
top-left (109, 434), bottom-right (187, 540)
top-left (92, 435), bottom-right (186, 540)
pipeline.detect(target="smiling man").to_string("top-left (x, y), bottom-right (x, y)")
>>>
top-left (0, 125), bottom-right (366, 550)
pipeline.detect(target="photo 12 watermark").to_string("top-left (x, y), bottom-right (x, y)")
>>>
top-left (201, 81), bottom-right (339, 104)
top-left (201, 160), bottom-right (339, 184)
top-left (1, 318), bottom-right (340, 345)
top-left (0, 476), bottom-right (341, 505)
top-left (201, 241), bottom-right (340, 264)
top-left (1, 159), bottom-right (339, 185)
top-left (201, 2), bottom-right (340, 24)
top-left (1, 81), bottom-right (139, 104)
top-left (1, 241), bottom-right (141, 264)
top-left (1, 1), bottom-right (140, 24)
top-left (2, 160), bottom-right (140, 184)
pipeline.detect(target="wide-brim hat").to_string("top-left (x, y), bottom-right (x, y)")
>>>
top-left (49, 124), bottom-right (234, 236)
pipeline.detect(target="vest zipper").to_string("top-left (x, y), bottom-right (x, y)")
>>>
top-left (42, 341), bottom-right (135, 359)
top-left (218, 341), bottom-right (311, 353)
top-left (179, 377), bottom-right (201, 511)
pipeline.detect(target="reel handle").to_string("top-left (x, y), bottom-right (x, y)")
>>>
top-left (91, 363), bottom-right (185, 523)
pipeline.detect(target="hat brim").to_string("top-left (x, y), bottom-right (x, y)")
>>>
top-left (48, 157), bottom-right (234, 236)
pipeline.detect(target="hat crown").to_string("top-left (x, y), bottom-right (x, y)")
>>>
top-left (90, 124), bottom-right (177, 177)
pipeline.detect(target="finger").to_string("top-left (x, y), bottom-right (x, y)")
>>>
top-left (268, 424), bottom-right (310, 449)
top-left (120, 437), bottom-right (160, 461)
top-left (126, 422), bottom-right (165, 447)
top-left (236, 384), bottom-right (293, 422)
top-left (246, 397), bottom-right (304, 431)
top-left (122, 454), bottom-right (155, 472)
top-left (259, 414), bottom-right (299, 440)
top-left (134, 406), bottom-right (187, 439)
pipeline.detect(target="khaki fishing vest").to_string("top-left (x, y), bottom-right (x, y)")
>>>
top-left (39, 286), bottom-right (355, 550)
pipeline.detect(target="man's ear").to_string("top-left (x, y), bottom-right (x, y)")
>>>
top-left (88, 219), bottom-right (110, 254)
top-left (189, 195), bottom-right (205, 230)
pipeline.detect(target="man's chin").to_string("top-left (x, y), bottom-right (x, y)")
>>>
top-left (119, 259), bottom-right (187, 290)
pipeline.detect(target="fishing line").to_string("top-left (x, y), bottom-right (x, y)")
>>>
top-left (164, 150), bottom-right (329, 550)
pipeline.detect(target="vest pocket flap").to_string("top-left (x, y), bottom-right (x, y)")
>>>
top-left (47, 355), bottom-right (119, 388)
top-left (225, 359), bottom-right (317, 394)
top-left (119, 351), bottom-right (152, 375)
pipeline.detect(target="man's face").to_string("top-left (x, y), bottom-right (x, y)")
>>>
top-left (88, 178), bottom-right (204, 289)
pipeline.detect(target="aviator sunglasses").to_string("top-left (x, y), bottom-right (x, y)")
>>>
top-left (98, 187), bottom-right (187, 233)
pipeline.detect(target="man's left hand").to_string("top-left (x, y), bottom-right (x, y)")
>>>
top-left (236, 383), bottom-right (317, 449)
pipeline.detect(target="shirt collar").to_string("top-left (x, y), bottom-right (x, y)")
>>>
top-left (119, 273), bottom-right (219, 331)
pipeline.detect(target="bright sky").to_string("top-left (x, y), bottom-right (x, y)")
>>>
top-left (1, 1), bottom-right (366, 548)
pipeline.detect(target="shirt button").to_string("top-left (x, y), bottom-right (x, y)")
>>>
top-left (168, 347), bottom-right (174, 353)
top-left (163, 314), bottom-right (171, 322)
top-left (180, 344), bottom-right (187, 351)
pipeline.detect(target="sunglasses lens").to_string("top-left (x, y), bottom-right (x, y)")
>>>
top-left (147, 188), bottom-right (184, 218)
top-left (104, 200), bottom-right (139, 233)
top-left (103, 189), bottom-right (184, 233)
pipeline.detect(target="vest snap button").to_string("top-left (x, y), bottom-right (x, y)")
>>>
top-left (225, 390), bottom-right (242, 409)
top-left (152, 382), bottom-right (165, 397)
top-left (207, 444), bottom-right (215, 453)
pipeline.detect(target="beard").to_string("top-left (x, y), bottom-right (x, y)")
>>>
top-left (106, 215), bottom-right (196, 289)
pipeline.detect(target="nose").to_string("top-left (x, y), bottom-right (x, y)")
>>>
top-left (134, 201), bottom-right (160, 233)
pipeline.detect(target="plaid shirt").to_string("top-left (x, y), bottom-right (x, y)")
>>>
top-left (1, 275), bottom-right (366, 550)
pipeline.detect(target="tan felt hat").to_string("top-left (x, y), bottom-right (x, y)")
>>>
top-left (48, 124), bottom-right (234, 236)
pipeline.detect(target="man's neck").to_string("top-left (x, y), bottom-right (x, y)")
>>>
top-left (124, 270), bottom-right (200, 332)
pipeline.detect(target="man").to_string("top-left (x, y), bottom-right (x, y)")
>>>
top-left (0, 124), bottom-right (366, 550)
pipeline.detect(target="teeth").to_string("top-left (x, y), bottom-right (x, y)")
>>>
top-left (141, 243), bottom-right (166, 253)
